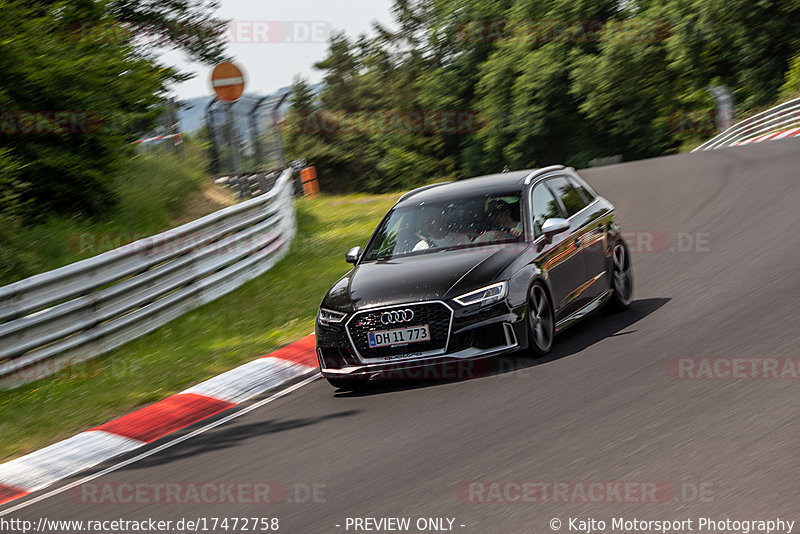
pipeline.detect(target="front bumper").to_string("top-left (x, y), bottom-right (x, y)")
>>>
top-left (316, 299), bottom-right (525, 380)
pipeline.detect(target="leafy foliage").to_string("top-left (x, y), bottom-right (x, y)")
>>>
top-left (779, 53), bottom-right (800, 100)
top-left (0, 144), bottom-right (210, 285)
top-left (0, 0), bottom-right (226, 219)
top-left (287, 0), bottom-right (800, 191)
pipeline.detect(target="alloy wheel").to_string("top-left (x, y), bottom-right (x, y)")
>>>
top-left (612, 243), bottom-right (633, 306)
top-left (528, 284), bottom-right (554, 355)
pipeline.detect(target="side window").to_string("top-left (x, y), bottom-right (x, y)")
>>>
top-left (530, 184), bottom-right (563, 237)
top-left (567, 175), bottom-right (596, 204)
top-left (546, 176), bottom-right (588, 217)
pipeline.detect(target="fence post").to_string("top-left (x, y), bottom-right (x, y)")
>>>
top-left (205, 99), bottom-right (221, 175)
top-left (225, 102), bottom-right (245, 199)
top-left (250, 96), bottom-right (269, 170)
top-left (272, 93), bottom-right (289, 168)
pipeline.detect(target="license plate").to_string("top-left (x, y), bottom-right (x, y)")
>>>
top-left (368, 325), bottom-right (430, 348)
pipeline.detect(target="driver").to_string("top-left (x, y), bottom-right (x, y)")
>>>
top-left (474, 199), bottom-right (523, 243)
top-left (413, 210), bottom-right (462, 251)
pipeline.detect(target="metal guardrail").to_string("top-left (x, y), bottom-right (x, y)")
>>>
top-left (0, 168), bottom-right (296, 389)
top-left (693, 96), bottom-right (800, 151)
top-left (214, 171), bottom-right (280, 198)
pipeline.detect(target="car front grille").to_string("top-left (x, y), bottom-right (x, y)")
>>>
top-left (347, 302), bottom-right (452, 359)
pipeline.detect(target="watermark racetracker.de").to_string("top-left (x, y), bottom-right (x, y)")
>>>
top-left (457, 481), bottom-right (713, 504)
top-left (283, 110), bottom-right (482, 135)
top-left (457, 19), bottom-right (671, 44)
top-left (68, 231), bottom-right (285, 257)
top-left (68, 230), bottom-right (709, 258)
top-left (69, 20), bottom-right (332, 45)
top-left (70, 481), bottom-right (327, 505)
top-left (0, 111), bottom-right (103, 135)
top-left (668, 358), bottom-right (800, 379)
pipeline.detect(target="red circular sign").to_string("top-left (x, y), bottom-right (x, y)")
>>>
top-left (211, 62), bottom-right (246, 102)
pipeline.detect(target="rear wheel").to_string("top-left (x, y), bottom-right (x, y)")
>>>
top-left (528, 283), bottom-right (554, 356)
top-left (607, 240), bottom-right (634, 312)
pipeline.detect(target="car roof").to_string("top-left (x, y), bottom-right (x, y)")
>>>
top-left (396, 169), bottom-right (536, 205)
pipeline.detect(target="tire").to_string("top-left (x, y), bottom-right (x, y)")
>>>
top-left (606, 239), bottom-right (634, 312)
top-left (325, 377), bottom-right (367, 391)
top-left (527, 283), bottom-right (555, 356)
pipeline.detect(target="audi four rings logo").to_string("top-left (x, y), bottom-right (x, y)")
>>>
top-left (380, 309), bottom-right (415, 324)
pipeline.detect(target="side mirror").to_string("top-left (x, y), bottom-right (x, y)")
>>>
top-left (540, 218), bottom-right (570, 243)
top-left (345, 246), bottom-right (362, 265)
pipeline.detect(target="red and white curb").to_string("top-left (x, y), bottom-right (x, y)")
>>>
top-left (736, 126), bottom-right (800, 145)
top-left (0, 335), bottom-right (318, 506)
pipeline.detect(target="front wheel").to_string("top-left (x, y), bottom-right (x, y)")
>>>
top-left (607, 240), bottom-right (634, 312)
top-left (528, 283), bottom-right (554, 356)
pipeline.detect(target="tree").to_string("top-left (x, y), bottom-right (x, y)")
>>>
top-left (416, 0), bottom-right (516, 176)
top-left (284, 0), bottom-right (800, 190)
top-left (0, 0), bottom-right (227, 219)
top-left (472, 0), bottom-right (628, 168)
top-left (779, 53), bottom-right (800, 100)
top-left (0, 148), bottom-right (25, 218)
top-left (570, 36), bottom-right (676, 159)
top-left (107, 0), bottom-right (229, 65)
top-left (284, 76), bottom-right (329, 179)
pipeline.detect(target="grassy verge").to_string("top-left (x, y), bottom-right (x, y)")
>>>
top-left (0, 193), bottom-right (398, 462)
top-left (678, 138), bottom-right (705, 153)
top-left (0, 148), bottom-right (226, 285)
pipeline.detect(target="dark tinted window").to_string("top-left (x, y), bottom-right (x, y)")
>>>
top-left (546, 176), bottom-right (588, 217)
top-left (568, 175), bottom-right (596, 204)
top-left (530, 184), bottom-right (562, 237)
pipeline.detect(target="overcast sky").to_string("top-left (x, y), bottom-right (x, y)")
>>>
top-left (163, 0), bottom-right (395, 99)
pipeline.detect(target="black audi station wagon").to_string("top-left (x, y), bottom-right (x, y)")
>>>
top-left (315, 166), bottom-right (634, 389)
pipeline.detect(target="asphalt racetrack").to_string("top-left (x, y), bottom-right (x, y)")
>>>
top-left (4, 139), bottom-right (800, 532)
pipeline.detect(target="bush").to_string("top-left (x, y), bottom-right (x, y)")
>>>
top-left (0, 148), bottom-right (208, 285)
top-left (779, 53), bottom-right (800, 100)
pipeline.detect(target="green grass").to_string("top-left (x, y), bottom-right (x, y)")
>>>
top-left (677, 138), bottom-right (706, 153)
top-left (0, 193), bottom-right (398, 462)
top-left (0, 149), bottom-right (209, 285)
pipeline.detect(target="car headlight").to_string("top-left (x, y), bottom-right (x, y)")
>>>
top-left (453, 282), bottom-right (508, 307)
top-left (318, 308), bottom-right (347, 325)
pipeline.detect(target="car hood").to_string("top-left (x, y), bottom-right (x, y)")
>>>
top-left (323, 245), bottom-right (524, 311)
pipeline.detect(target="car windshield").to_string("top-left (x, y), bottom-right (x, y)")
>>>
top-left (363, 191), bottom-right (524, 261)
